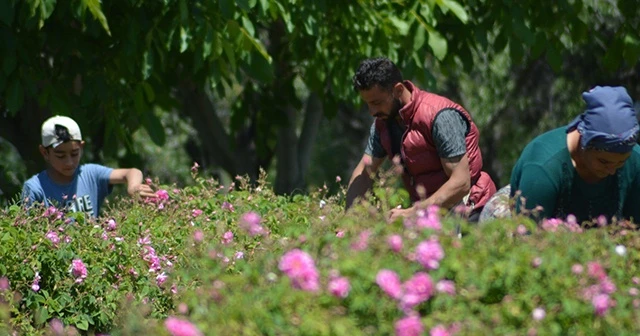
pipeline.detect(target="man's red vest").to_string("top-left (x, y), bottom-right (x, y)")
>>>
top-left (375, 81), bottom-right (496, 209)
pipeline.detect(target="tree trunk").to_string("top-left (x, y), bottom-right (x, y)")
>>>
top-left (273, 93), bottom-right (325, 194)
top-left (297, 93), bottom-right (323, 182)
top-left (274, 105), bottom-right (300, 194)
top-left (177, 82), bottom-right (238, 177)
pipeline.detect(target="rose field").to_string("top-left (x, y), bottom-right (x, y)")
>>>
top-left (1, 170), bottom-right (640, 336)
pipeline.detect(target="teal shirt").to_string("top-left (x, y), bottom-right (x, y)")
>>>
top-left (510, 127), bottom-right (640, 223)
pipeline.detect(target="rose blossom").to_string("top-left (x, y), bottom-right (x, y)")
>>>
top-left (164, 316), bottom-right (203, 336)
top-left (328, 276), bottom-right (351, 298)
top-left (387, 235), bottom-right (403, 252)
top-left (395, 315), bottom-right (423, 336)
top-left (415, 239), bottom-right (444, 270)
top-left (278, 249), bottom-right (319, 292)
top-left (69, 259), bottom-right (87, 283)
top-left (376, 269), bottom-right (403, 299)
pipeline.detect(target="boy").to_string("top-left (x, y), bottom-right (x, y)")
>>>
top-left (21, 115), bottom-right (156, 217)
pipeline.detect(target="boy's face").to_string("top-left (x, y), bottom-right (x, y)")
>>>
top-left (39, 141), bottom-right (84, 177)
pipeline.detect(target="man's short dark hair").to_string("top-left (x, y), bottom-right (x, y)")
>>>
top-left (352, 57), bottom-right (403, 92)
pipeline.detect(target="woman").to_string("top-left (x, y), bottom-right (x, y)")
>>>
top-left (481, 86), bottom-right (640, 224)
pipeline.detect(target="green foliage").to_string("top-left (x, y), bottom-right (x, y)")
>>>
top-left (2, 0), bottom-right (639, 202)
top-left (2, 169), bottom-right (640, 334)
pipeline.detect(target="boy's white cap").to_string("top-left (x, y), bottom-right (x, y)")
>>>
top-left (41, 115), bottom-right (83, 148)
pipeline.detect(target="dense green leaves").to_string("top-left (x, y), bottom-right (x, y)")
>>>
top-left (81, 0), bottom-right (110, 34)
top-left (1, 0), bottom-right (639, 201)
top-left (3, 173), bottom-right (640, 334)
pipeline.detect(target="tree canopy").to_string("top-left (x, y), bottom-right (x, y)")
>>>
top-left (1, 0), bottom-right (639, 202)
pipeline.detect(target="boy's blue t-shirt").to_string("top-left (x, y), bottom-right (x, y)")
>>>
top-left (21, 163), bottom-right (114, 218)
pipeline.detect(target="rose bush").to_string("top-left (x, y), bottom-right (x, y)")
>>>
top-left (1, 170), bottom-right (640, 335)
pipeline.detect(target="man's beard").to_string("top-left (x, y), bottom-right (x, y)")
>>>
top-left (389, 98), bottom-right (402, 119)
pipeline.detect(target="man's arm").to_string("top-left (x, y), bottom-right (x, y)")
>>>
top-left (387, 109), bottom-right (470, 222)
top-left (109, 168), bottom-right (156, 198)
top-left (417, 153), bottom-right (471, 209)
top-left (420, 109), bottom-right (471, 208)
top-left (345, 154), bottom-right (385, 210)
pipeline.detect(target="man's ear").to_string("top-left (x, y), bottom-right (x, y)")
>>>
top-left (392, 82), bottom-right (404, 99)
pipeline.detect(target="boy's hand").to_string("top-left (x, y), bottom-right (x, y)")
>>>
top-left (128, 183), bottom-right (157, 198)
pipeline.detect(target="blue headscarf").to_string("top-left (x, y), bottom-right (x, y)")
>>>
top-left (567, 86), bottom-right (639, 153)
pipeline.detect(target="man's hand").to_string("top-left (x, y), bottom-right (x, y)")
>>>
top-left (387, 206), bottom-right (414, 223)
top-left (127, 183), bottom-right (157, 198)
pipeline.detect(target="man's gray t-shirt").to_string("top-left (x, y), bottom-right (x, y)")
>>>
top-left (21, 163), bottom-right (114, 218)
top-left (365, 108), bottom-right (469, 159)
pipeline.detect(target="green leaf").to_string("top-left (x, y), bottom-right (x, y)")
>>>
top-left (142, 50), bottom-right (153, 80)
top-left (0, 0), bottom-right (14, 26)
top-left (133, 84), bottom-right (148, 113)
top-left (412, 9), bottom-right (446, 59)
top-left (180, 26), bottom-right (189, 53)
top-left (439, 0), bottom-right (469, 23)
top-left (623, 34), bottom-right (640, 67)
top-left (142, 111), bottom-right (166, 146)
top-left (509, 41), bottom-right (524, 64)
top-left (219, 0), bottom-right (235, 19)
top-left (241, 16), bottom-right (255, 36)
top-left (413, 26), bottom-right (426, 50)
top-left (512, 19), bottom-right (534, 45)
top-left (227, 20), bottom-right (241, 41)
top-left (39, 0), bottom-right (56, 27)
top-left (76, 319), bottom-right (89, 331)
top-left (427, 27), bottom-right (447, 60)
top-left (389, 16), bottom-right (410, 35)
top-left (303, 15), bottom-right (317, 36)
top-left (81, 0), bottom-right (111, 35)
top-left (222, 41), bottom-right (237, 71)
top-left (240, 28), bottom-right (272, 63)
top-left (602, 37), bottom-right (622, 72)
top-left (246, 52), bottom-right (274, 83)
top-left (213, 32), bottom-right (223, 57)
top-left (6, 79), bottom-right (23, 113)
top-left (34, 307), bottom-right (49, 325)
top-left (203, 26), bottom-right (214, 59)
top-left (237, 0), bottom-right (250, 11)
top-left (2, 51), bottom-right (16, 75)
top-left (179, 0), bottom-right (188, 22)
top-left (259, 0), bottom-right (269, 15)
top-left (274, 1), bottom-right (293, 32)
top-left (530, 32), bottom-right (547, 59)
top-left (494, 29), bottom-right (508, 53)
top-left (412, 51), bottom-right (423, 69)
top-left (546, 45), bottom-right (563, 73)
top-left (141, 82), bottom-right (155, 103)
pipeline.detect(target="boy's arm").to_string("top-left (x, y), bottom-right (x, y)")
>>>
top-left (109, 168), bottom-right (157, 198)
top-left (21, 184), bottom-right (40, 206)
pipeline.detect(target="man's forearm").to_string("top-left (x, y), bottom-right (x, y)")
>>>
top-left (414, 177), bottom-right (470, 210)
top-left (346, 173), bottom-right (374, 210)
